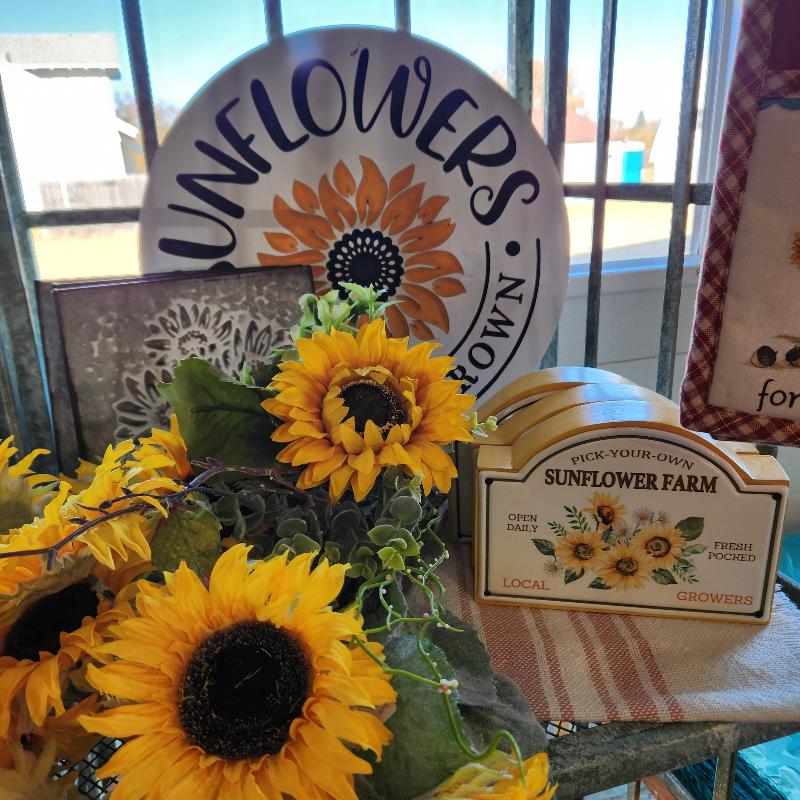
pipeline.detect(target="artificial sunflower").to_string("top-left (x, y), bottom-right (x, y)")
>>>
top-left (0, 572), bottom-right (128, 744)
top-left (79, 545), bottom-right (396, 800)
top-left (554, 531), bottom-right (604, 574)
top-left (264, 318), bottom-right (474, 500)
top-left (638, 524), bottom-right (687, 570)
top-left (258, 156), bottom-right (466, 340)
top-left (58, 457), bottom-right (99, 495)
top-left (583, 492), bottom-right (626, 529)
top-left (0, 443), bottom-right (178, 618)
top-left (431, 751), bottom-right (556, 800)
top-left (0, 437), bottom-right (57, 533)
top-left (135, 413), bottom-right (192, 480)
top-left (596, 542), bottom-right (655, 591)
top-left (56, 440), bottom-right (181, 570)
top-left (0, 739), bottom-right (69, 800)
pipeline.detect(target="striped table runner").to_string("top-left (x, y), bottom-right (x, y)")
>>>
top-left (440, 545), bottom-right (800, 722)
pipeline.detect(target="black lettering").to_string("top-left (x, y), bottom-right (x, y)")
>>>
top-left (443, 115), bottom-right (516, 186)
top-left (158, 204), bottom-right (237, 260)
top-left (699, 476), bottom-right (717, 493)
top-left (480, 304), bottom-right (514, 338)
top-left (468, 342), bottom-right (495, 369)
top-left (416, 89), bottom-right (478, 162)
top-left (176, 140), bottom-right (259, 219)
top-left (353, 50), bottom-right (432, 136)
top-left (215, 98), bottom-right (271, 173)
top-left (470, 170), bottom-right (540, 225)
top-left (291, 58), bottom-right (346, 137)
top-left (448, 364), bottom-right (478, 386)
top-left (251, 79), bottom-right (309, 152)
top-left (495, 273), bottom-right (525, 303)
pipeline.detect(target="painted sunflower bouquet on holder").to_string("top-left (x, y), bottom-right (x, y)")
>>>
top-left (0, 284), bottom-right (555, 800)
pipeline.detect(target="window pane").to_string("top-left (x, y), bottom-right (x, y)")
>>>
top-left (140, 0), bottom-right (266, 141)
top-left (411, 0), bottom-right (508, 83)
top-left (0, 1), bottom-right (144, 211)
top-left (567, 197), bottom-right (594, 265)
top-left (32, 224), bottom-right (139, 281)
top-left (284, 1), bottom-right (394, 33)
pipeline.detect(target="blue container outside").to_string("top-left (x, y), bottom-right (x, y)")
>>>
top-left (621, 149), bottom-right (644, 183)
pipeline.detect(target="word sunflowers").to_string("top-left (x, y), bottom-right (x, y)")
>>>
top-left (159, 47), bottom-right (541, 264)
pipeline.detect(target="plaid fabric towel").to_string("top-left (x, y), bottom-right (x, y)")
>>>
top-left (441, 544), bottom-right (800, 723)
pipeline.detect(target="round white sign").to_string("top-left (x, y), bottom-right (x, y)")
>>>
top-left (140, 26), bottom-right (569, 399)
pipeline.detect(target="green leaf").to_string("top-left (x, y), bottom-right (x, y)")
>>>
top-left (377, 546), bottom-right (405, 571)
top-left (651, 568), bottom-right (678, 585)
top-left (389, 496), bottom-right (423, 525)
top-left (676, 517), bottom-right (704, 541)
top-left (531, 538), bottom-right (555, 556)
top-left (158, 358), bottom-right (280, 468)
top-left (564, 567), bottom-right (584, 584)
top-left (331, 508), bottom-right (367, 536)
top-left (276, 517), bottom-right (308, 538)
top-left (150, 504), bottom-right (221, 577)
top-left (368, 523), bottom-right (404, 547)
top-left (588, 577), bottom-right (611, 590)
top-left (361, 636), bottom-right (468, 800)
top-left (680, 544), bottom-right (706, 556)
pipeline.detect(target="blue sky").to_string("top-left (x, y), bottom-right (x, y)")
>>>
top-left (0, 0), bottom-right (695, 126)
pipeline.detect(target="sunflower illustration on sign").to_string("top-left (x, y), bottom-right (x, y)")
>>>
top-left (533, 498), bottom-right (706, 590)
top-left (258, 156), bottom-right (466, 341)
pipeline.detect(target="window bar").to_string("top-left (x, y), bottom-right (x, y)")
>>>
top-left (506, 0), bottom-right (537, 368)
top-left (120, 0), bottom-right (160, 168)
top-left (584, 0), bottom-right (618, 367)
top-left (265, 0), bottom-right (284, 41)
top-left (507, 0), bottom-right (534, 118)
top-left (0, 79), bottom-right (55, 453)
top-left (21, 208), bottom-right (140, 228)
top-left (565, 182), bottom-right (712, 204)
top-left (655, 0), bottom-right (709, 397)
top-left (395, 0), bottom-right (411, 32)
top-left (540, 0), bottom-right (570, 369)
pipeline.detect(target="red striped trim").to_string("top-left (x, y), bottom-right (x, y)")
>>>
top-left (618, 615), bottom-right (685, 721)
top-left (567, 611), bottom-right (619, 719)
top-left (529, 608), bottom-right (575, 719)
top-left (590, 613), bottom-right (661, 721)
top-left (478, 603), bottom-right (547, 715)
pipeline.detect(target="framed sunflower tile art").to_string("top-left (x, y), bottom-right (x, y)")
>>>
top-left (137, 26), bottom-right (569, 402)
top-left (36, 265), bottom-right (311, 468)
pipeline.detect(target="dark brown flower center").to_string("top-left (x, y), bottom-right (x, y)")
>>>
top-left (645, 536), bottom-right (672, 558)
top-left (573, 543), bottom-right (595, 561)
top-left (179, 620), bottom-right (309, 760)
top-left (340, 379), bottom-right (407, 433)
top-left (597, 505), bottom-right (616, 525)
top-left (615, 557), bottom-right (639, 576)
top-left (2, 581), bottom-right (99, 661)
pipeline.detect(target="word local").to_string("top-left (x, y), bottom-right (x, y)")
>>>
top-left (543, 468), bottom-right (718, 493)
